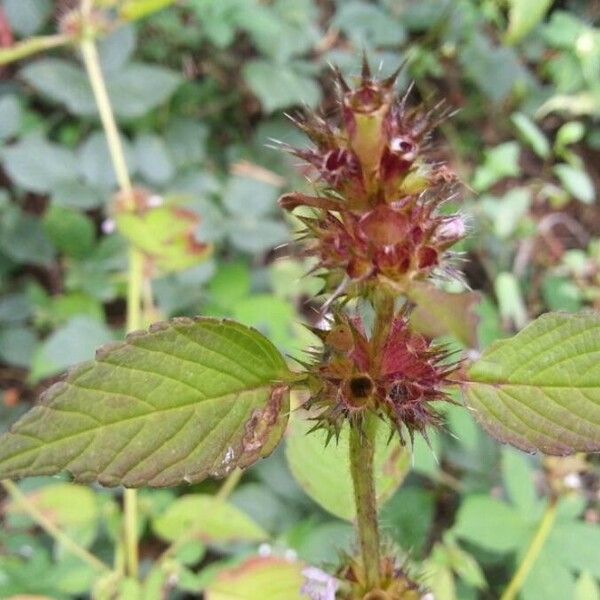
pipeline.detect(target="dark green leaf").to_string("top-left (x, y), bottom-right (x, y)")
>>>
top-left (2, 135), bottom-right (77, 194)
top-left (43, 206), bottom-right (96, 259)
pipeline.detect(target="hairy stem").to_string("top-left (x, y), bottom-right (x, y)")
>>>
top-left (500, 499), bottom-right (558, 600)
top-left (80, 9), bottom-right (142, 579)
top-left (349, 415), bottom-right (381, 590)
top-left (1, 480), bottom-right (110, 573)
top-left (371, 292), bottom-right (395, 370)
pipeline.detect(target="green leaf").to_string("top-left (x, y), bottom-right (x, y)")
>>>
top-left (205, 556), bottom-right (305, 600)
top-left (3, 0), bottom-right (52, 36)
top-left (380, 486), bottom-right (435, 555)
top-left (407, 282), bottom-right (480, 348)
top-left (575, 573), bottom-right (600, 600)
top-left (472, 142), bottom-right (521, 191)
top-left (7, 482), bottom-right (99, 548)
top-left (542, 276), bottom-right (582, 312)
top-left (554, 164), bottom-right (595, 204)
top-left (51, 180), bottom-right (106, 210)
top-left (78, 131), bottom-right (136, 190)
top-left (286, 416), bottom-right (410, 521)
top-left (165, 118), bottom-right (208, 169)
top-left (0, 326), bottom-right (36, 368)
top-left (208, 262), bottom-right (252, 311)
top-left (108, 63), bottom-right (182, 119)
top-left (231, 482), bottom-right (292, 534)
top-left (480, 188), bottom-right (532, 240)
top-left (462, 312), bottom-right (600, 455)
top-left (99, 25), bottom-right (137, 74)
top-left (153, 494), bottom-right (267, 544)
top-left (21, 58), bottom-right (97, 116)
top-left (119, 0), bottom-right (176, 21)
top-left (0, 318), bottom-right (291, 487)
top-left (227, 217), bottom-right (289, 254)
top-left (501, 448), bottom-right (537, 516)
top-left (494, 271), bottom-right (528, 329)
top-left (43, 206), bottom-right (96, 259)
top-left (30, 316), bottom-right (114, 382)
top-left (233, 295), bottom-right (296, 352)
top-left (550, 520), bottom-right (600, 578)
top-left (511, 113), bottom-right (550, 159)
top-left (0, 207), bottom-right (55, 267)
top-left (243, 60), bottom-right (321, 113)
top-left (332, 1), bottom-right (406, 47)
top-left (444, 541), bottom-right (487, 589)
top-left (555, 122), bottom-right (585, 154)
top-left (505, 0), bottom-right (553, 45)
top-left (453, 495), bottom-right (529, 553)
top-left (0, 95), bottom-right (22, 141)
top-left (223, 175), bottom-right (280, 217)
top-left (21, 59), bottom-right (181, 119)
top-left (134, 134), bottom-right (175, 185)
top-left (521, 546), bottom-right (575, 600)
top-left (116, 200), bottom-right (213, 273)
top-left (289, 521), bottom-right (354, 565)
top-left (460, 34), bottom-right (529, 104)
top-left (2, 135), bottom-right (77, 194)
top-left (423, 555), bottom-right (457, 600)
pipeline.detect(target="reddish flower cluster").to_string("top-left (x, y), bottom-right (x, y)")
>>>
top-left (306, 310), bottom-right (457, 441)
top-left (280, 57), bottom-right (465, 293)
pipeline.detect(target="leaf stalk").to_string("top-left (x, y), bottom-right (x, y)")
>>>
top-left (500, 498), bottom-right (558, 600)
top-left (1, 480), bottom-right (110, 573)
top-left (79, 1), bottom-right (143, 579)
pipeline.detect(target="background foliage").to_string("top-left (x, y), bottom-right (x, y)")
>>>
top-left (0, 0), bottom-right (599, 598)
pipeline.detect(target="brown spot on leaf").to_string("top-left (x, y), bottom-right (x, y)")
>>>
top-left (242, 384), bottom-right (286, 454)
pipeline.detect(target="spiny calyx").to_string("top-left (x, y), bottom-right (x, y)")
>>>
top-left (305, 308), bottom-right (458, 443)
top-left (279, 57), bottom-right (465, 295)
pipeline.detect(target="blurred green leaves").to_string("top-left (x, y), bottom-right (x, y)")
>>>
top-left (286, 416), bottom-right (410, 520)
top-left (21, 27), bottom-right (182, 119)
top-left (454, 449), bottom-right (600, 599)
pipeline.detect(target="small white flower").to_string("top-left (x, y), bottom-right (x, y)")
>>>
top-left (102, 219), bottom-right (116, 234)
top-left (301, 566), bottom-right (339, 600)
top-left (147, 194), bottom-right (164, 208)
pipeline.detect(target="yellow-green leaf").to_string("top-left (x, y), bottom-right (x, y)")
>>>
top-left (505, 0), bottom-right (553, 45)
top-left (120, 0), bottom-right (176, 21)
top-left (116, 199), bottom-right (212, 274)
top-left (286, 415), bottom-right (410, 521)
top-left (0, 318), bottom-right (290, 487)
top-left (462, 312), bottom-right (600, 455)
top-left (153, 494), bottom-right (267, 544)
top-left (206, 557), bottom-right (305, 600)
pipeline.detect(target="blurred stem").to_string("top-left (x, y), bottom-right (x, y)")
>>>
top-left (80, 12), bottom-right (142, 580)
top-left (1, 480), bottom-right (110, 573)
top-left (79, 37), bottom-right (133, 201)
top-left (215, 468), bottom-right (243, 502)
top-left (0, 34), bottom-right (70, 66)
top-left (349, 415), bottom-right (381, 591)
top-left (500, 499), bottom-right (558, 600)
top-left (159, 469), bottom-right (244, 564)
